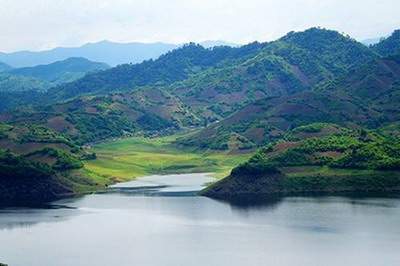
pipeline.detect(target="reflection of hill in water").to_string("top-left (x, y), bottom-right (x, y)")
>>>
top-left (215, 195), bottom-right (284, 211)
top-left (0, 204), bottom-right (80, 230)
top-left (217, 194), bottom-right (400, 213)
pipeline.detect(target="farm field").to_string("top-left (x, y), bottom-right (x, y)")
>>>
top-left (84, 135), bottom-right (253, 182)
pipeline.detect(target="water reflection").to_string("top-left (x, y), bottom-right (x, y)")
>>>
top-left (0, 173), bottom-right (399, 266)
top-left (0, 204), bottom-right (81, 230)
top-left (214, 195), bottom-right (284, 210)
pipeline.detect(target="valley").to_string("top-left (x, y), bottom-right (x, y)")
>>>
top-left (85, 135), bottom-right (252, 181)
top-left (1, 27), bottom-right (400, 205)
top-left (3, 2), bottom-right (400, 265)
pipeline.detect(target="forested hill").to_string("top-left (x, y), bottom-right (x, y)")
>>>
top-left (1, 27), bottom-right (387, 146)
top-left (9, 57), bottom-right (109, 85)
top-left (372, 30), bottom-right (400, 56)
top-left (202, 124), bottom-right (400, 199)
top-left (168, 28), bottom-right (378, 122)
top-left (179, 53), bottom-right (400, 151)
top-left (46, 42), bottom-right (266, 101)
top-left (0, 58), bottom-right (111, 111)
top-left (49, 28), bottom-right (377, 105)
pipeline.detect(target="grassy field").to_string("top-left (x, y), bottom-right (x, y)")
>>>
top-left (84, 135), bottom-right (252, 182)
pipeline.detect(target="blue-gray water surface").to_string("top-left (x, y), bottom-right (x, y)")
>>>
top-left (0, 173), bottom-right (399, 266)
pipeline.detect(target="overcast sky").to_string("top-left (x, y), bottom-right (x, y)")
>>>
top-left (0, 0), bottom-right (399, 52)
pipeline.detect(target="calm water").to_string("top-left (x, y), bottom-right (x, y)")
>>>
top-left (0, 173), bottom-right (400, 266)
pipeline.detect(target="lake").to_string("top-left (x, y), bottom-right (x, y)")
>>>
top-left (0, 173), bottom-right (399, 266)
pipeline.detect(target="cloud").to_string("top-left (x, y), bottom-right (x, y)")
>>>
top-left (0, 0), bottom-right (399, 52)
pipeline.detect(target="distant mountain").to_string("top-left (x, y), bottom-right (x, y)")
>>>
top-left (372, 30), bottom-right (400, 56)
top-left (0, 58), bottom-right (109, 111)
top-left (0, 62), bottom-right (11, 72)
top-left (9, 57), bottom-right (109, 85)
top-left (0, 40), bottom-right (240, 68)
top-left (0, 41), bottom-right (179, 67)
top-left (0, 57), bottom-right (109, 95)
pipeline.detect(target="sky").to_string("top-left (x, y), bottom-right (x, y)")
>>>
top-left (0, 0), bottom-right (399, 52)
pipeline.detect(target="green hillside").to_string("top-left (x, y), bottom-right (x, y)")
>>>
top-left (181, 54), bottom-right (400, 151)
top-left (0, 122), bottom-right (107, 204)
top-left (203, 124), bottom-right (400, 199)
top-left (372, 30), bottom-right (400, 56)
top-left (2, 28), bottom-right (380, 145)
top-left (1, 87), bottom-right (201, 144)
top-left (168, 28), bottom-right (377, 122)
top-left (0, 73), bottom-right (51, 93)
top-left (0, 58), bottom-right (110, 112)
top-left (9, 57), bottom-right (109, 85)
top-left (46, 43), bottom-right (266, 101)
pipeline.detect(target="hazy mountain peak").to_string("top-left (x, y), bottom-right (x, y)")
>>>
top-left (8, 57), bottom-right (109, 85)
top-left (0, 42), bottom-right (180, 67)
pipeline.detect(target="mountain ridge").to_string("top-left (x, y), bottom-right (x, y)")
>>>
top-left (0, 40), bottom-right (239, 68)
top-left (8, 57), bottom-right (109, 84)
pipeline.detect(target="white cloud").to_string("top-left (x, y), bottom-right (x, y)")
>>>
top-left (0, 0), bottom-right (399, 52)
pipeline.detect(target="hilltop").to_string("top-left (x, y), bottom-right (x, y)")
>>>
top-left (8, 57), bottom-right (109, 85)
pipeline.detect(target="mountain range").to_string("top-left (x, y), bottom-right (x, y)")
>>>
top-left (1, 27), bottom-right (400, 203)
top-left (0, 40), bottom-right (238, 68)
top-left (0, 57), bottom-right (109, 93)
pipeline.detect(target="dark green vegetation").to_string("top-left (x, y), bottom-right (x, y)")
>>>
top-left (8, 57), bottom-right (109, 85)
top-left (0, 57), bottom-right (108, 93)
top-left (0, 57), bottom-right (110, 111)
top-left (45, 42), bottom-right (266, 101)
top-left (0, 122), bottom-right (108, 204)
top-left (0, 73), bottom-right (50, 92)
top-left (182, 48), bottom-right (400, 150)
top-left (203, 124), bottom-right (400, 198)
top-left (1, 27), bottom-right (400, 204)
top-left (1, 87), bottom-right (200, 144)
top-left (372, 30), bottom-right (400, 56)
